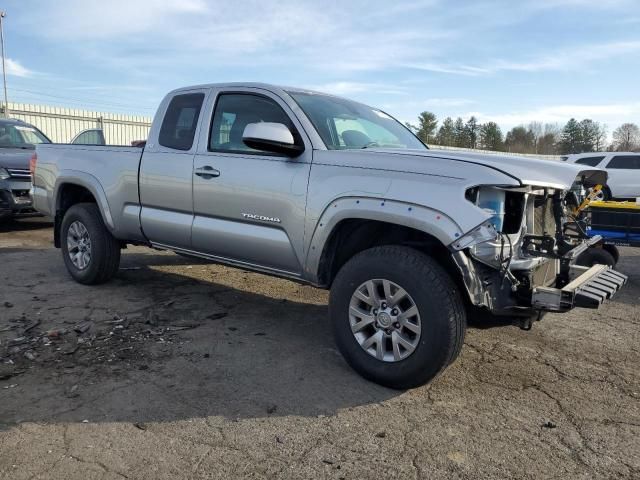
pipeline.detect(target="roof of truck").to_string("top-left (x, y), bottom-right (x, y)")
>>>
top-left (168, 82), bottom-right (337, 97)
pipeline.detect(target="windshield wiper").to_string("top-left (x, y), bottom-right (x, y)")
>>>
top-left (362, 142), bottom-right (380, 149)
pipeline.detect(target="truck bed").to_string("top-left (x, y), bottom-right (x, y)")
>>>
top-left (33, 144), bottom-right (145, 241)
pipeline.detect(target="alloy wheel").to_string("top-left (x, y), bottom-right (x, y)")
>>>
top-left (67, 220), bottom-right (92, 270)
top-left (349, 279), bottom-right (422, 362)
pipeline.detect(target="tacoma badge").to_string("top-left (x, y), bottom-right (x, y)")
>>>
top-left (242, 213), bottom-right (281, 223)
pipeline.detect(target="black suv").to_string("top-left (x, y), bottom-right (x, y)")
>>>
top-left (0, 118), bottom-right (51, 221)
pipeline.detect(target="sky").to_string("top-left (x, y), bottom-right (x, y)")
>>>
top-left (2, 0), bottom-right (640, 134)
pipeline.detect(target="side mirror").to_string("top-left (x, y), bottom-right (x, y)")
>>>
top-left (242, 122), bottom-right (304, 157)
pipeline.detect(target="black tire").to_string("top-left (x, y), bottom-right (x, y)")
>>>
top-left (576, 247), bottom-right (615, 267)
top-left (60, 203), bottom-right (121, 285)
top-left (329, 245), bottom-right (466, 389)
top-left (601, 244), bottom-right (620, 265)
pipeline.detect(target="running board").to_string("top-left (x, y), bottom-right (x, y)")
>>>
top-left (531, 264), bottom-right (627, 312)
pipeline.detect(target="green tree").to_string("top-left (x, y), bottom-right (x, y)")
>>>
top-left (465, 116), bottom-right (479, 149)
top-left (416, 111), bottom-right (438, 144)
top-left (479, 122), bottom-right (503, 151)
top-left (436, 117), bottom-right (456, 146)
top-left (537, 132), bottom-right (559, 155)
top-left (558, 118), bottom-right (583, 154)
top-left (579, 119), bottom-right (601, 152)
top-left (505, 126), bottom-right (536, 153)
top-left (453, 117), bottom-right (466, 147)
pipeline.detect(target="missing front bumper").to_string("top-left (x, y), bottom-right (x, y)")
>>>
top-left (531, 264), bottom-right (627, 312)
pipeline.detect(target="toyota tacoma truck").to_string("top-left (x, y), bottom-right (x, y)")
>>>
top-left (32, 83), bottom-right (627, 389)
top-left (0, 118), bottom-right (50, 221)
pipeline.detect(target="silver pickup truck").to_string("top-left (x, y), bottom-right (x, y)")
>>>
top-left (33, 83), bottom-right (627, 388)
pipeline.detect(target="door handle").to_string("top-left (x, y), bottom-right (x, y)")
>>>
top-left (194, 166), bottom-right (221, 178)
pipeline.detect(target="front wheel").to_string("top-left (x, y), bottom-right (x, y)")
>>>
top-left (589, 186), bottom-right (612, 201)
top-left (61, 203), bottom-right (121, 285)
top-left (329, 246), bottom-right (466, 389)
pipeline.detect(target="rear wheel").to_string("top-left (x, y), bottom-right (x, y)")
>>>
top-left (329, 245), bottom-right (466, 389)
top-left (61, 203), bottom-right (121, 285)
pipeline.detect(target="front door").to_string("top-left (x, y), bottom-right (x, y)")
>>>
top-left (139, 91), bottom-right (207, 249)
top-left (191, 90), bottom-right (312, 276)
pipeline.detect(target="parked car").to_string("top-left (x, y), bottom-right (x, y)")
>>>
top-left (0, 118), bottom-right (51, 221)
top-left (563, 152), bottom-right (640, 200)
top-left (71, 128), bottom-right (106, 145)
top-left (31, 83), bottom-right (626, 388)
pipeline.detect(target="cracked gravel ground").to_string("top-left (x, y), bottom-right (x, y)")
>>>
top-left (1, 216), bottom-right (639, 480)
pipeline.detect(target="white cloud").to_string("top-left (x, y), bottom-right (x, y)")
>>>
top-left (12, 0), bottom-right (640, 123)
top-left (406, 41), bottom-right (640, 76)
top-left (422, 98), bottom-right (476, 107)
top-left (24, 0), bottom-right (451, 74)
top-left (31, 0), bottom-right (209, 38)
top-left (24, 0), bottom-right (638, 80)
top-left (402, 63), bottom-right (489, 76)
top-left (4, 59), bottom-right (32, 77)
top-left (490, 41), bottom-right (640, 73)
top-left (308, 82), bottom-right (408, 96)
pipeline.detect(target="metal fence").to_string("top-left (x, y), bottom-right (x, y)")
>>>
top-left (1, 103), bottom-right (152, 146)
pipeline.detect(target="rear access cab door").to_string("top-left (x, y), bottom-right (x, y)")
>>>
top-left (139, 89), bottom-right (209, 249)
top-left (190, 87), bottom-right (314, 276)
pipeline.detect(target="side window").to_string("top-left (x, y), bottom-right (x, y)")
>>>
top-left (606, 155), bottom-right (640, 169)
top-left (159, 93), bottom-right (204, 151)
top-left (575, 156), bottom-right (604, 167)
top-left (209, 93), bottom-right (298, 154)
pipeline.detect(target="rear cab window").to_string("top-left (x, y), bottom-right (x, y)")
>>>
top-left (159, 93), bottom-right (205, 151)
top-left (72, 129), bottom-right (105, 145)
top-left (606, 155), bottom-right (640, 169)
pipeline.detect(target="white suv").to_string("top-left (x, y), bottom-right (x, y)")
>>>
top-left (563, 152), bottom-right (640, 200)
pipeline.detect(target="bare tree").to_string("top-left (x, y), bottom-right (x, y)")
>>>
top-left (594, 123), bottom-right (608, 151)
top-left (527, 122), bottom-right (543, 153)
top-left (612, 123), bottom-right (640, 151)
top-left (538, 124), bottom-right (560, 155)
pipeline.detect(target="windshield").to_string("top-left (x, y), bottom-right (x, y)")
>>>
top-left (288, 92), bottom-right (426, 150)
top-left (0, 122), bottom-right (51, 148)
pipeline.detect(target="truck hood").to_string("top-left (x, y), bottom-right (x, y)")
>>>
top-left (0, 147), bottom-right (34, 169)
top-left (372, 148), bottom-right (607, 190)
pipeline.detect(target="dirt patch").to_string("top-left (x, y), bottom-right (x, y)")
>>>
top-left (1, 216), bottom-right (639, 479)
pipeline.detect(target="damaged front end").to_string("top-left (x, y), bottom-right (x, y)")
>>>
top-left (451, 174), bottom-right (627, 319)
